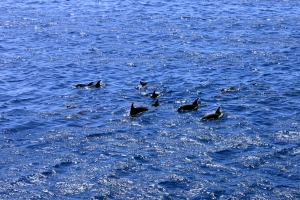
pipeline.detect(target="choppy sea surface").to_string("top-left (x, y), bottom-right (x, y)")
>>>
top-left (1, 0), bottom-right (300, 199)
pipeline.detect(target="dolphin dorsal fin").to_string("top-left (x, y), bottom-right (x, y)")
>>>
top-left (192, 98), bottom-right (199, 106)
top-left (131, 103), bottom-right (135, 110)
top-left (215, 107), bottom-right (221, 114)
top-left (88, 82), bottom-right (94, 86)
top-left (95, 80), bottom-right (101, 87)
top-left (140, 81), bottom-right (148, 86)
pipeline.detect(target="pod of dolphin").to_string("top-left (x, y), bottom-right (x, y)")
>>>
top-left (75, 80), bottom-right (223, 120)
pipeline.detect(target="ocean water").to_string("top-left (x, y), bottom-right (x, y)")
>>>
top-left (1, 0), bottom-right (300, 199)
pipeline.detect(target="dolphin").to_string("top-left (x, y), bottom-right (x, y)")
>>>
top-left (75, 82), bottom-right (94, 88)
top-left (150, 90), bottom-right (159, 98)
top-left (140, 81), bottom-right (148, 87)
top-left (130, 103), bottom-right (149, 116)
top-left (89, 80), bottom-right (101, 88)
top-left (152, 100), bottom-right (159, 107)
top-left (177, 98), bottom-right (199, 111)
top-left (201, 107), bottom-right (222, 120)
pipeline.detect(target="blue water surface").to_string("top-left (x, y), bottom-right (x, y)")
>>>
top-left (1, 0), bottom-right (300, 199)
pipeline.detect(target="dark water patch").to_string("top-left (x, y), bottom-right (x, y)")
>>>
top-left (158, 174), bottom-right (190, 191)
top-left (239, 155), bottom-right (266, 169)
top-left (54, 160), bottom-right (73, 169)
top-left (208, 149), bottom-right (239, 162)
top-left (133, 154), bottom-right (149, 163)
top-left (86, 132), bottom-right (110, 140)
top-left (26, 141), bottom-right (52, 150)
top-left (41, 170), bottom-right (55, 177)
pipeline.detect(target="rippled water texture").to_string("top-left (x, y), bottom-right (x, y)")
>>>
top-left (1, 0), bottom-right (300, 199)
